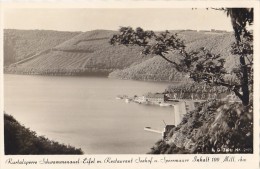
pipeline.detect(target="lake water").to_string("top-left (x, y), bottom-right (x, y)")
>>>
top-left (4, 74), bottom-right (175, 154)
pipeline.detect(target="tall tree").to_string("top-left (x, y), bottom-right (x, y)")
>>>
top-left (226, 8), bottom-right (253, 106)
top-left (110, 8), bottom-right (253, 106)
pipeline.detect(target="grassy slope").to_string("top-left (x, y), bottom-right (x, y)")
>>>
top-left (109, 31), bottom-right (237, 81)
top-left (4, 29), bottom-right (80, 66)
top-left (5, 30), bottom-right (150, 75)
top-left (4, 113), bottom-right (83, 155)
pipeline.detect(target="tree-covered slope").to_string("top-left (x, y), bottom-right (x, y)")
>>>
top-left (149, 100), bottom-right (253, 154)
top-left (4, 29), bottom-right (80, 66)
top-left (5, 30), bottom-right (150, 75)
top-left (4, 113), bottom-right (83, 155)
top-left (109, 54), bottom-right (187, 82)
top-left (109, 31), bottom-right (238, 81)
top-left (4, 29), bottom-right (237, 81)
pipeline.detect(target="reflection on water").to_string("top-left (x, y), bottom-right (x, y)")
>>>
top-left (4, 74), bottom-right (175, 154)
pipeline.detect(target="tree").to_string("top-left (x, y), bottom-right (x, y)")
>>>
top-left (110, 8), bottom-right (253, 106)
top-left (227, 8), bottom-right (253, 106)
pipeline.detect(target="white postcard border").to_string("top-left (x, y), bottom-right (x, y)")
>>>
top-left (0, 1), bottom-right (259, 169)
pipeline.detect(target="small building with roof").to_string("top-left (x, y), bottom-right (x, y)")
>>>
top-left (139, 92), bottom-right (167, 103)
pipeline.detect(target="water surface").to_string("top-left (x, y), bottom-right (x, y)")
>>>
top-left (4, 74), bottom-right (175, 154)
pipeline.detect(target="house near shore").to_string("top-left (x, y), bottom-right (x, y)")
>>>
top-left (211, 29), bottom-right (228, 33)
top-left (163, 125), bottom-right (175, 140)
top-left (139, 93), bottom-right (167, 103)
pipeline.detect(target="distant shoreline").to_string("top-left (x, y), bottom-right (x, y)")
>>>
top-left (3, 72), bottom-right (184, 84)
top-left (3, 70), bottom-right (110, 77)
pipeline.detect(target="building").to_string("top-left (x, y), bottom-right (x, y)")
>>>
top-left (162, 125), bottom-right (175, 140)
top-left (211, 29), bottom-right (228, 33)
top-left (139, 93), bottom-right (167, 103)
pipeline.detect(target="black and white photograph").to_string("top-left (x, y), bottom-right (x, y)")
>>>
top-left (0, 1), bottom-right (259, 169)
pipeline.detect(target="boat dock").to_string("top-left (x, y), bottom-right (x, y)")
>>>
top-left (144, 127), bottom-right (162, 134)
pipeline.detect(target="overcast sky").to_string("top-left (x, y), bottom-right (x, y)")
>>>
top-left (4, 8), bottom-right (233, 32)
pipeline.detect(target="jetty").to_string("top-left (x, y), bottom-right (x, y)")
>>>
top-left (144, 124), bottom-right (175, 140)
top-left (144, 127), bottom-right (162, 134)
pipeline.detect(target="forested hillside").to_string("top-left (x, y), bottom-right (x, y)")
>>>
top-left (110, 31), bottom-right (237, 81)
top-left (109, 54), bottom-right (187, 81)
top-left (4, 113), bottom-right (83, 155)
top-left (149, 100), bottom-right (253, 154)
top-left (4, 29), bottom-right (80, 66)
top-left (4, 29), bottom-right (150, 75)
top-left (4, 29), bottom-right (237, 82)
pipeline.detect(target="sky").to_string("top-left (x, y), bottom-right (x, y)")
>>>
top-left (4, 8), bottom-right (233, 32)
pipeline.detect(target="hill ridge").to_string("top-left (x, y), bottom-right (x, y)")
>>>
top-left (4, 29), bottom-right (237, 81)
